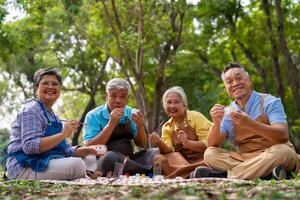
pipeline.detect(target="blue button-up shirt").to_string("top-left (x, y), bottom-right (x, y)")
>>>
top-left (83, 103), bottom-right (138, 143)
top-left (220, 91), bottom-right (287, 143)
top-left (6, 99), bottom-right (76, 179)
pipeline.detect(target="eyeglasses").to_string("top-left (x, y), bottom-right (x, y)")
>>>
top-left (39, 81), bottom-right (61, 88)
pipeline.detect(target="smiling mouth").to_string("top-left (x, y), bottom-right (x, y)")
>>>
top-left (233, 88), bottom-right (243, 92)
top-left (169, 110), bottom-right (177, 114)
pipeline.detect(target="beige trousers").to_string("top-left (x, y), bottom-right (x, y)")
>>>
top-left (16, 157), bottom-right (87, 180)
top-left (204, 143), bottom-right (297, 180)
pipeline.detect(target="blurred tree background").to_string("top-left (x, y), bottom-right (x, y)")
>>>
top-left (0, 0), bottom-right (299, 152)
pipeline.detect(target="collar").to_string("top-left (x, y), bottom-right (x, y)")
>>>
top-left (101, 103), bottom-right (110, 120)
top-left (164, 110), bottom-right (191, 126)
top-left (233, 90), bottom-right (258, 112)
top-left (35, 98), bottom-right (55, 115)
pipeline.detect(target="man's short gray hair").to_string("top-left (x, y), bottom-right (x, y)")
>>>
top-left (162, 86), bottom-right (188, 109)
top-left (221, 62), bottom-right (249, 81)
top-left (106, 78), bottom-right (130, 93)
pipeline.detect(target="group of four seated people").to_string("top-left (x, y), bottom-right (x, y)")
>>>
top-left (5, 62), bottom-right (299, 181)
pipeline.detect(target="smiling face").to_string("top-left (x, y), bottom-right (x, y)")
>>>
top-left (36, 75), bottom-right (61, 108)
top-left (164, 92), bottom-right (186, 120)
top-left (223, 68), bottom-right (252, 101)
top-left (106, 88), bottom-right (129, 111)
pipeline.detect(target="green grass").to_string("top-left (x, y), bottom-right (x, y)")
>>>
top-left (1, 177), bottom-right (300, 200)
top-left (1, 171), bottom-right (300, 199)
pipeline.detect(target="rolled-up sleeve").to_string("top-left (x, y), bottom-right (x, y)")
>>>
top-left (195, 118), bottom-right (212, 146)
top-left (265, 98), bottom-right (287, 124)
top-left (83, 113), bottom-right (102, 142)
top-left (65, 144), bottom-right (78, 157)
top-left (161, 124), bottom-right (175, 150)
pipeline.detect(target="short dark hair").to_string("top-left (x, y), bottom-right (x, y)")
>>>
top-left (33, 68), bottom-right (62, 88)
top-left (221, 62), bottom-right (248, 80)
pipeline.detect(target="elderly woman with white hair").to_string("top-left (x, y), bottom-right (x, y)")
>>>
top-left (150, 86), bottom-right (212, 178)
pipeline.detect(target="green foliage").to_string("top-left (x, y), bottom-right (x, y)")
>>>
top-left (0, 128), bottom-right (9, 170)
top-left (0, 128), bottom-right (9, 144)
top-left (0, 4), bottom-right (7, 23)
top-left (0, 0), bottom-right (300, 146)
top-left (0, 73), bottom-right (8, 105)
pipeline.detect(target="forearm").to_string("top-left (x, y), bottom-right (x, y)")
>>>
top-left (40, 133), bottom-right (66, 153)
top-left (208, 123), bottom-right (226, 147)
top-left (134, 125), bottom-right (147, 148)
top-left (86, 123), bottom-right (116, 146)
top-left (246, 121), bottom-right (289, 143)
top-left (157, 140), bottom-right (173, 154)
top-left (183, 140), bottom-right (207, 153)
top-left (75, 147), bottom-right (92, 157)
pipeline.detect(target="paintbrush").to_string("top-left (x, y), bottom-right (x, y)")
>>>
top-left (60, 119), bottom-right (88, 125)
top-left (148, 120), bottom-right (166, 148)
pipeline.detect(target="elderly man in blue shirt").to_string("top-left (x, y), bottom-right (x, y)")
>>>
top-left (83, 78), bottom-right (157, 176)
top-left (193, 62), bottom-right (298, 180)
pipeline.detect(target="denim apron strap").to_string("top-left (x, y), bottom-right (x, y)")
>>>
top-left (9, 99), bottom-right (67, 172)
top-left (36, 99), bottom-right (67, 151)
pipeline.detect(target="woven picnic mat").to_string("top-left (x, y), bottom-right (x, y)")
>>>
top-left (40, 177), bottom-right (251, 186)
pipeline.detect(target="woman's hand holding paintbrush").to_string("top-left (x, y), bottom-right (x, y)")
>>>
top-left (60, 119), bottom-right (88, 125)
top-left (149, 121), bottom-right (165, 147)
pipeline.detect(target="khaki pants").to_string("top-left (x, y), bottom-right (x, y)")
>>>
top-left (16, 157), bottom-right (86, 180)
top-left (204, 143), bottom-right (297, 180)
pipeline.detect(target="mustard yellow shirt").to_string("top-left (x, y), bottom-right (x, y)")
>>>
top-left (161, 110), bottom-right (212, 150)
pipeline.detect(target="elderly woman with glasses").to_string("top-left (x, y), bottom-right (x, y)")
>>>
top-left (150, 86), bottom-right (212, 178)
top-left (5, 68), bottom-right (104, 180)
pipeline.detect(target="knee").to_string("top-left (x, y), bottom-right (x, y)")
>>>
top-left (204, 146), bottom-right (219, 164)
top-left (67, 158), bottom-right (86, 180)
top-left (269, 144), bottom-right (295, 160)
top-left (270, 144), bottom-right (295, 159)
top-left (99, 151), bottom-right (119, 172)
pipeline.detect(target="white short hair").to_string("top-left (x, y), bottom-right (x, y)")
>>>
top-left (106, 78), bottom-right (130, 93)
top-left (162, 86), bottom-right (188, 109)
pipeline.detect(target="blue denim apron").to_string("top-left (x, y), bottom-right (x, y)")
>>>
top-left (8, 99), bottom-right (67, 172)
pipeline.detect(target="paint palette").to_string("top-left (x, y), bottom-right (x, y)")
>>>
top-left (96, 145), bottom-right (107, 155)
top-left (94, 175), bottom-right (189, 186)
top-left (224, 106), bottom-right (239, 115)
top-left (131, 108), bottom-right (140, 115)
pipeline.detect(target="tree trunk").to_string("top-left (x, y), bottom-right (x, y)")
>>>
top-left (262, 0), bottom-right (285, 101)
top-left (237, 40), bottom-right (269, 93)
top-left (103, 0), bottom-right (184, 133)
top-left (151, 5), bottom-right (184, 133)
top-left (71, 57), bottom-right (108, 145)
top-left (225, 8), bottom-right (269, 93)
top-left (275, 0), bottom-right (300, 116)
top-left (72, 95), bottom-right (96, 145)
top-left (152, 42), bottom-right (171, 132)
